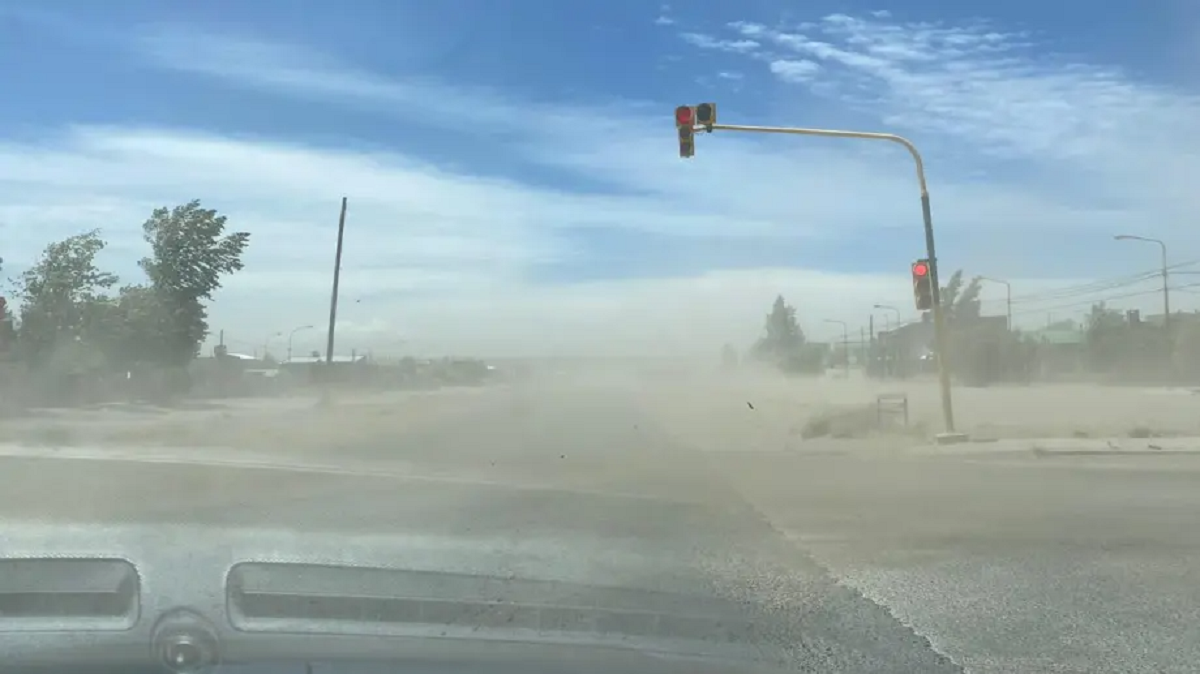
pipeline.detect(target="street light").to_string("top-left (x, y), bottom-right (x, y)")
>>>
top-left (978, 277), bottom-right (1012, 331)
top-left (824, 319), bottom-right (849, 377)
top-left (675, 108), bottom-right (958, 436)
top-left (287, 324), bottom-right (316, 362)
top-left (1113, 234), bottom-right (1169, 334)
top-left (873, 304), bottom-right (902, 330)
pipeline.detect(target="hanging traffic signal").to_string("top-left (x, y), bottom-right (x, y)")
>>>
top-left (678, 125), bottom-right (695, 158)
top-left (912, 259), bottom-right (934, 311)
top-left (695, 102), bottom-right (716, 131)
top-left (674, 103), bottom-right (717, 157)
top-left (675, 106), bottom-right (696, 159)
top-left (675, 106), bottom-right (695, 128)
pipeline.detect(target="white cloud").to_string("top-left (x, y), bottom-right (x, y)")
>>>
top-left (679, 33), bottom-right (761, 54)
top-left (707, 14), bottom-right (1200, 180)
top-left (768, 59), bottom-right (820, 83)
top-left (2, 17), bottom-right (1199, 358)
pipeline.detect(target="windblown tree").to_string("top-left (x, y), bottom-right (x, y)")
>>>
top-left (751, 295), bottom-right (826, 374)
top-left (939, 269), bottom-right (983, 322)
top-left (13, 230), bottom-right (119, 368)
top-left (139, 200), bottom-right (250, 366)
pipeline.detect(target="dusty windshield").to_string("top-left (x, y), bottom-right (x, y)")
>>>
top-left (1, 2), bottom-right (1198, 674)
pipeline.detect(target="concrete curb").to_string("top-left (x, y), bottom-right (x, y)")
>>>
top-left (911, 437), bottom-right (1200, 457)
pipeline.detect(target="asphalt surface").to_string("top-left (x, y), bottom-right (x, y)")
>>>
top-left (3, 379), bottom-right (1200, 673)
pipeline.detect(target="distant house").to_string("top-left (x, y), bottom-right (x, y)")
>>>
top-left (278, 354), bottom-right (370, 384)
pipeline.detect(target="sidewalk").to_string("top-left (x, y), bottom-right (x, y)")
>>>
top-left (908, 436), bottom-right (1200, 457)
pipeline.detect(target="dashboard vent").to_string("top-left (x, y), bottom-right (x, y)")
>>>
top-left (0, 558), bottom-right (139, 631)
top-left (227, 563), bottom-right (756, 646)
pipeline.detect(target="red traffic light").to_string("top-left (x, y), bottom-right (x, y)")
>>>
top-left (675, 106), bottom-right (694, 127)
top-left (912, 262), bottom-right (929, 277)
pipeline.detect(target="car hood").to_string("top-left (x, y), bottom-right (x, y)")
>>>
top-left (0, 447), bottom-right (818, 669)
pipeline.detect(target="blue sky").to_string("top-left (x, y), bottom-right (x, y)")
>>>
top-left (0, 0), bottom-right (1197, 355)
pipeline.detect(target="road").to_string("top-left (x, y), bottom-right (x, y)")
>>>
top-left (3, 377), bottom-right (1200, 672)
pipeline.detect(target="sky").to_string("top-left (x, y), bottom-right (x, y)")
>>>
top-left (1, 0), bottom-right (1199, 358)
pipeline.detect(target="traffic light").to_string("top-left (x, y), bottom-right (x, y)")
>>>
top-left (912, 259), bottom-right (934, 311)
top-left (675, 106), bottom-right (695, 158)
top-left (695, 102), bottom-right (716, 130)
top-left (675, 105), bottom-right (695, 128)
top-left (678, 125), bottom-right (695, 158)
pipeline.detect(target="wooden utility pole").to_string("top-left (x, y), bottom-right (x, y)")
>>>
top-left (322, 197), bottom-right (348, 400)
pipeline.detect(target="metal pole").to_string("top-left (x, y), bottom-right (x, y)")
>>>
top-left (287, 324), bottom-right (315, 362)
top-left (324, 198), bottom-right (348, 393)
top-left (1007, 285), bottom-right (1012, 333)
top-left (825, 319), bottom-right (849, 377)
top-left (1113, 234), bottom-right (1170, 339)
top-left (874, 304), bottom-right (902, 328)
top-left (1160, 242), bottom-right (1170, 334)
top-left (706, 123), bottom-right (955, 433)
top-left (979, 278), bottom-right (1012, 331)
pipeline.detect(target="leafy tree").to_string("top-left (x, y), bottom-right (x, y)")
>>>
top-left (939, 270), bottom-right (983, 321)
top-left (751, 295), bottom-right (825, 374)
top-left (753, 295), bottom-right (805, 359)
top-left (13, 230), bottom-right (119, 366)
top-left (139, 200), bottom-right (250, 366)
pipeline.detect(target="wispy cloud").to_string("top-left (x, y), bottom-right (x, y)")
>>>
top-left (686, 14), bottom-right (1200, 171)
top-left (2, 14), bottom-right (1196, 355)
top-left (679, 32), bottom-right (760, 54)
top-left (768, 59), bottom-right (820, 83)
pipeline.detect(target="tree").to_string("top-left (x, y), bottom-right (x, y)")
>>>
top-left (753, 295), bottom-right (805, 359)
top-left (939, 270), bottom-right (983, 322)
top-left (13, 230), bottom-right (119, 367)
top-left (139, 200), bottom-right (250, 366)
top-left (751, 295), bottom-right (825, 374)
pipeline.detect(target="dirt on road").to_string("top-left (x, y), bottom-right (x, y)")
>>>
top-left (633, 368), bottom-right (1200, 450)
top-left (0, 388), bottom-right (508, 451)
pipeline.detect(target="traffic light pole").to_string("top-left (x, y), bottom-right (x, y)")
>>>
top-left (703, 122), bottom-right (959, 437)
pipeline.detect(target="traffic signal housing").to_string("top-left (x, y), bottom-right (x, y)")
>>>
top-left (675, 106), bottom-right (696, 158)
top-left (695, 102), bottom-right (716, 130)
top-left (912, 259), bottom-right (934, 312)
top-left (678, 126), bottom-right (695, 158)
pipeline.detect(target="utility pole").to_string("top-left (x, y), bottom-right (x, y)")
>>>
top-left (323, 198), bottom-right (348, 399)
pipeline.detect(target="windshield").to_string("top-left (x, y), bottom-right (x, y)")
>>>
top-left (2, 1), bottom-right (1199, 673)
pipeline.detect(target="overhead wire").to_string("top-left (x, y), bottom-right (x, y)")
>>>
top-left (971, 258), bottom-right (1200, 310)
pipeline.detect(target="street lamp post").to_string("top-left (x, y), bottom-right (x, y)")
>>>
top-left (287, 324), bottom-right (316, 362)
top-left (825, 319), bottom-right (849, 377)
top-left (873, 304), bottom-right (902, 329)
top-left (978, 277), bottom-right (1012, 331)
top-left (683, 117), bottom-right (956, 435)
top-left (1114, 234), bottom-right (1169, 334)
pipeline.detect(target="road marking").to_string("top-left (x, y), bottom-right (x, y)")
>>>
top-left (0, 443), bottom-right (690, 504)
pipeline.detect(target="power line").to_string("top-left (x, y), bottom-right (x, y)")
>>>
top-left (1008, 281), bottom-right (1200, 318)
top-left (972, 258), bottom-right (1200, 308)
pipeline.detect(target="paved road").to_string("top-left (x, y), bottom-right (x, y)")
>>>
top-left (3, 380), bottom-right (1200, 672)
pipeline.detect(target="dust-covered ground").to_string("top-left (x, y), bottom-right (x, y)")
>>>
top-left (3, 365), bottom-right (1200, 672)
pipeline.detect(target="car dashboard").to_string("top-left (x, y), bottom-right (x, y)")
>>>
top-left (0, 521), bottom-right (787, 674)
